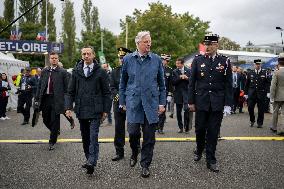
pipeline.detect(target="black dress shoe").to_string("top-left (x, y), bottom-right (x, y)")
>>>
top-left (48, 143), bottom-right (55, 151)
top-left (207, 163), bottom-right (219, 173)
top-left (193, 151), bottom-right (202, 161)
top-left (130, 156), bottom-right (137, 167)
top-left (270, 128), bottom-right (277, 133)
top-left (158, 129), bottom-right (164, 134)
top-left (169, 114), bottom-right (173, 118)
top-left (250, 122), bottom-right (255, 127)
top-left (141, 167), bottom-right (150, 178)
top-left (178, 129), bottom-right (183, 133)
top-left (21, 121), bottom-right (29, 125)
top-left (82, 163), bottom-right (88, 169)
top-left (112, 155), bottom-right (124, 161)
top-left (257, 124), bottom-right (263, 128)
top-left (86, 164), bottom-right (94, 175)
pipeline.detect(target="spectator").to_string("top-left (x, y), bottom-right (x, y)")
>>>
top-left (0, 73), bottom-right (11, 120)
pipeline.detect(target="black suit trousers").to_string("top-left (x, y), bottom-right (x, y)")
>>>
top-left (195, 109), bottom-right (223, 164)
top-left (41, 95), bottom-right (60, 144)
top-left (114, 108), bottom-right (126, 156)
top-left (248, 95), bottom-right (265, 125)
top-left (127, 114), bottom-right (155, 168)
top-left (176, 104), bottom-right (190, 131)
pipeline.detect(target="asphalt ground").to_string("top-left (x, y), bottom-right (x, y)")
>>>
top-left (0, 109), bottom-right (283, 189)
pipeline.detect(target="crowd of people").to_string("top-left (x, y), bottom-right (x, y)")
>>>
top-left (1, 31), bottom-right (284, 178)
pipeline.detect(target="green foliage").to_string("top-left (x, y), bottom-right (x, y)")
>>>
top-left (0, 18), bottom-right (10, 39)
top-left (80, 2), bottom-right (116, 67)
top-left (81, 0), bottom-right (92, 32)
top-left (40, 0), bottom-right (57, 42)
top-left (117, 2), bottom-right (210, 67)
top-left (61, 0), bottom-right (77, 68)
top-left (20, 22), bottom-right (44, 40)
top-left (4, 0), bottom-right (14, 23)
top-left (19, 0), bottom-right (39, 24)
top-left (218, 37), bottom-right (240, 51)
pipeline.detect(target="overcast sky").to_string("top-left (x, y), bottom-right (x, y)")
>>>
top-left (1, 0), bottom-right (284, 47)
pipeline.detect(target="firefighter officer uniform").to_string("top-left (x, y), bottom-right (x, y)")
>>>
top-left (244, 59), bottom-right (270, 128)
top-left (188, 34), bottom-right (233, 172)
top-left (111, 47), bottom-right (133, 161)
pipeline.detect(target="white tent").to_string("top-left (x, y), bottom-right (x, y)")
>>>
top-left (0, 52), bottom-right (29, 110)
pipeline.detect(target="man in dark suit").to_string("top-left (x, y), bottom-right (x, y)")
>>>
top-left (189, 34), bottom-right (233, 172)
top-left (35, 52), bottom-right (69, 151)
top-left (172, 58), bottom-right (192, 133)
top-left (237, 67), bottom-right (246, 113)
top-left (231, 66), bottom-right (242, 114)
top-left (111, 47), bottom-right (132, 161)
top-left (244, 59), bottom-right (270, 128)
top-left (65, 46), bottom-right (112, 175)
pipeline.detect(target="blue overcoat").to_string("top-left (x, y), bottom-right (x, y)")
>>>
top-left (119, 51), bottom-right (166, 124)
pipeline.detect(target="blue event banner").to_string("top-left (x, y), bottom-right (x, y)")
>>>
top-left (0, 40), bottom-right (63, 53)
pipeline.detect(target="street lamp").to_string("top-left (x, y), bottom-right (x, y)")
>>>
top-left (276, 26), bottom-right (284, 52)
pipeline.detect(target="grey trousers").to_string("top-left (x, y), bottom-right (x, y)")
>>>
top-left (271, 101), bottom-right (284, 134)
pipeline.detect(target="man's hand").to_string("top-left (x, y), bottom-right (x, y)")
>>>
top-left (158, 105), bottom-right (165, 114)
top-left (188, 104), bottom-right (196, 112)
top-left (65, 110), bottom-right (72, 118)
top-left (267, 93), bottom-right (270, 98)
top-left (223, 106), bottom-right (231, 116)
top-left (101, 112), bottom-right (107, 121)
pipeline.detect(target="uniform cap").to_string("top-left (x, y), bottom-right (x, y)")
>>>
top-left (161, 54), bottom-right (171, 61)
top-left (204, 34), bottom-right (219, 44)
top-left (117, 47), bottom-right (132, 57)
top-left (254, 59), bottom-right (262, 64)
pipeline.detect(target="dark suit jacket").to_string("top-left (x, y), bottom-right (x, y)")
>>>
top-left (35, 66), bottom-right (69, 114)
top-left (172, 67), bottom-right (191, 104)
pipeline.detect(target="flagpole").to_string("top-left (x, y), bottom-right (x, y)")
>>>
top-left (45, 0), bottom-right (48, 41)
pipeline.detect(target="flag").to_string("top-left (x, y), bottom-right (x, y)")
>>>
top-left (10, 30), bottom-right (22, 40)
top-left (199, 43), bottom-right (206, 55)
top-left (36, 31), bottom-right (46, 41)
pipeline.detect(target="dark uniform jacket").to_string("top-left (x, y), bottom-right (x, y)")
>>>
top-left (18, 75), bottom-right (36, 94)
top-left (65, 60), bottom-right (112, 119)
top-left (244, 69), bottom-right (270, 99)
top-left (172, 66), bottom-right (191, 104)
top-left (110, 66), bottom-right (122, 112)
top-left (35, 66), bottom-right (69, 114)
top-left (189, 54), bottom-right (233, 111)
top-left (164, 66), bottom-right (173, 96)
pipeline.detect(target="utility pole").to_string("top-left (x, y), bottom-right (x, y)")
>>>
top-left (101, 31), bottom-right (104, 53)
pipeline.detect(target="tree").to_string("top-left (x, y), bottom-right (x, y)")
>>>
top-left (81, 0), bottom-right (92, 32)
top-left (61, 0), bottom-right (76, 68)
top-left (118, 2), bottom-right (210, 66)
top-left (218, 37), bottom-right (240, 51)
top-left (40, 0), bottom-right (57, 41)
top-left (4, 0), bottom-right (14, 23)
top-left (19, 0), bottom-right (39, 24)
top-left (91, 6), bottom-right (100, 32)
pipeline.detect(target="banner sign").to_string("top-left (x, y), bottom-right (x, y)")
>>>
top-left (98, 51), bottom-right (106, 64)
top-left (0, 40), bottom-right (63, 53)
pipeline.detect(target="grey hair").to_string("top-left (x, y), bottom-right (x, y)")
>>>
top-left (135, 31), bottom-right (151, 45)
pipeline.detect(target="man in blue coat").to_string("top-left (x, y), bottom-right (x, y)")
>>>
top-left (119, 31), bottom-right (166, 178)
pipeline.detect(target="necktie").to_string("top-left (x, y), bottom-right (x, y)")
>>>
top-left (234, 74), bottom-right (237, 88)
top-left (86, 66), bottom-right (91, 77)
top-left (48, 69), bottom-right (54, 94)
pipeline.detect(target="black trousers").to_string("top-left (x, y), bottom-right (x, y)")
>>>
top-left (127, 115), bottom-right (155, 168)
top-left (195, 109), bottom-right (223, 164)
top-left (17, 92), bottom-right (33, 122)
top-left (79, 117), bottom-right (100, 166)
top-left (248, 95), bottom-right (265, 125)
top-left (114, 109), bottom-right (126, 156)
top-left (232, 88), bottom-right (240, 112)
top-left (0, 97), bottom-right (8, 117)
top-left (41, 95), bottom-right (60, 144)
top-left (176, 103), bottom-right (190, 131)
top-left (158, 105), bottom-right (166, 130)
